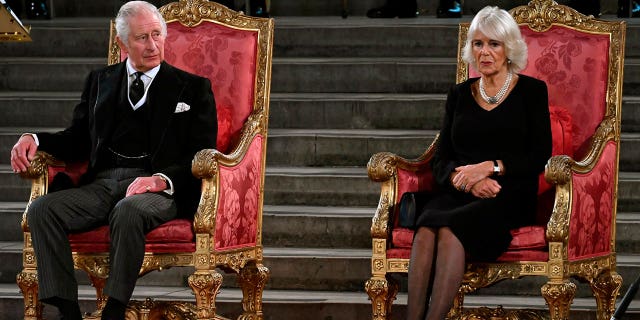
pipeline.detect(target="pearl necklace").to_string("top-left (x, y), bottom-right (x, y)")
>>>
top-left (479, 72), bottom-right (513, 104)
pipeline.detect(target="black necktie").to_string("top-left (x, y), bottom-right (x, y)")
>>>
top-left (129, 71), bottom-right (144, 105)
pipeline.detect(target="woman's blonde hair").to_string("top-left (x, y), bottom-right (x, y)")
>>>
top-left (461, 6), bottom-right (527, 73)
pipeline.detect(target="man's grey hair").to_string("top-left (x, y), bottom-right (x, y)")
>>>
top-left (462, 6), bottom-right (528, 73)
top-left (115, 1), bottom-right (167, 48)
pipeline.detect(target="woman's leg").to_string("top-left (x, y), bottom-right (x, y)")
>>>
top-left (407, 226), bottom-right (437, 320)
top-left (425, 227), bottom-right (465, 320)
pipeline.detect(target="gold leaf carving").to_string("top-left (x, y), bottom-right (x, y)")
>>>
top-left (460, 306), bottom-right (548, 320)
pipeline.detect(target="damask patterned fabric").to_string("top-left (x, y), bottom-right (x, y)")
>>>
top-left (521, 26), bottom-right (608, 158)
top-left (568, 141), bottom-right (616, 260)
top-left (394, 165), bottom-right (434, 225)
top-left (538, 106), bottom-right (573, 195)
top-left (214, 135), bottom-right (263, 250)
top-left (469, 25), bottom-right (608, 157)
top-left (164, 22), bottom-right (257, 153)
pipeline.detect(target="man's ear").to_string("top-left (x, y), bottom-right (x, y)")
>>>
top-left (116, 36), bottom-right (128, 54)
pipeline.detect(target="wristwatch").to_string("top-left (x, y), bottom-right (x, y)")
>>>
top-left (493, 160), bottom-right (501, 176)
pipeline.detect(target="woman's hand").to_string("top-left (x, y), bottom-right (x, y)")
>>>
top-left (470, 178), bottom-right (501, 198)
top-left (452, 161), bottom-right (493, 192)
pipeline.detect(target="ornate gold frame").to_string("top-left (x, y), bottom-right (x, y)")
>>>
top-left (366, 1), bottom-right (626, 319)
top-left (17, 1), bottom-right (274, 319)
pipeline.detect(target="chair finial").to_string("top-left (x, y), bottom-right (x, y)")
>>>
top-left (511, 0), bottom-right (599, 31)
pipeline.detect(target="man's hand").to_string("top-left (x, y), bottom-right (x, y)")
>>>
top-left (126, 175), bottom-right (168, 197)
top-left (470, 178), bottom-right (502, 198)
top-left (10, 134), bottom-right (38, 173)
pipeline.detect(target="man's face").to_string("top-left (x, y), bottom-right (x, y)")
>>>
top-left (117, 11), bottom-right (165, 72)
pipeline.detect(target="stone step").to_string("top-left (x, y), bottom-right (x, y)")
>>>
top-left (3, 201), bottom-right (640, 252)
top-left (2, 242), bottom-right (640, 299)
top-left (3, 128), bottom-right (640, 171)
top-left (3, 92), bottom-right (640, 133)
top-left (5, 205), bottom-right (640, 255)
top-left (36, 0), bottom-right (464, 18)
top-left (2, 16), bottom-right (639, 58)
top-left (0, 202), bottom-right (375, 247)
top-left (1, 284), bottom-right (638, 320)
top-left (16, 0), bottom-right (620, 19)
top-left (0, 91), bottom-right (445, 129)
top-left (272, 14), bottom-right (640, 57)
top-left (3, 57), bottom-right (640, 95)
top-left (0, 202), bottom-right (24, 242)
top-left (2, 165), bottom-right (640, 210)
top-left (268, 129), bottom-right (640, 170)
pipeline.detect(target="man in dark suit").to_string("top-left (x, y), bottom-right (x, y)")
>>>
top-left (10, 1), bottom-right (217, 319)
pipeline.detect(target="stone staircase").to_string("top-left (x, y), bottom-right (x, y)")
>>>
top-left (1, 0), bottom-right (640, 319)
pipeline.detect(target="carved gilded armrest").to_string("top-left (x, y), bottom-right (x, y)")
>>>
top-left (19, 151), bottom-right (65, 232)
top-left (367, 135), bottom-right (439, 239)
top-left (191, 112), bottom-right (266, 240)
top-left (544, 117), bottom-right (618, 257)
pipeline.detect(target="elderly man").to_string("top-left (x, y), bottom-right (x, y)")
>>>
top-left (10, 1), bottom-right (217, 319)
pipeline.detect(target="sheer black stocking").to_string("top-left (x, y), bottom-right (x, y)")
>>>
top-left (425, 227), bottom-right (465, 320)
top-left (407, 227), bottom-right (436, 320)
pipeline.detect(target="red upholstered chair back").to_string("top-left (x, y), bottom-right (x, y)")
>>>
top-left (469, 25), bottom-right (609, 159)
top-left (466, 24), bottom-right (613, 226)
top-left (116, 22), bottom-right (258, 154)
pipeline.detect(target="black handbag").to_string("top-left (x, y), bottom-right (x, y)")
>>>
top-left (398, 191), bottom-right (431, 229)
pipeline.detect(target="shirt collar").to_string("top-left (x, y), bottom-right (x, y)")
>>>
top-left (126, 59), bottom-right (161, 80)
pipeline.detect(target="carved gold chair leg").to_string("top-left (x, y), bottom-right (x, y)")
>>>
top-left (238, 262), bottom-right (270, 320)
top-left (590, 270), bottom-right (623, 320)
top-left (17, 269), bottom-right (42, 320)
top-left (446, 288), bottom-right (467, 319)
top-left (87, 274), bottom-right (108, 311)
top-left (365, 275), bottom-right (399, 320)
top-left (541, 280), bottom-right (577, 320)
top-left (188, 269), bottom-right (223, 320)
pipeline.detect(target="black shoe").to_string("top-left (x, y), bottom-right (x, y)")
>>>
top-left (42, 297), bottom-right (82, 320)
top-left (366, 3), bottom-right (417, 18)
top-left (437, 0), bottom-right (462, 18)
top-left (101, 297), bottom-right (127, 320)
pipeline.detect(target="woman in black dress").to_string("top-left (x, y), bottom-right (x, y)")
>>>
top-left (407, 6), bottom-right (552, 320)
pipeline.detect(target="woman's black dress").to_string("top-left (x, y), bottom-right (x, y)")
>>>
top-left (415, 74), bottom-right (552, 261)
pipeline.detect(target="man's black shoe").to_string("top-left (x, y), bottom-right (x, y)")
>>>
top-left (366, 3), bottom-right (417, 18)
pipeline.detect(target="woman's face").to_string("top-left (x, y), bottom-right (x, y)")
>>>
top-left (471, 31), bottom-right (508, 77)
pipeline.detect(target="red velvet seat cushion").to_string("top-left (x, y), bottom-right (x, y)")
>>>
top-left (68, 218), bottom-right (195, 253)
top-left (391, 225), bottom-right (546, 257)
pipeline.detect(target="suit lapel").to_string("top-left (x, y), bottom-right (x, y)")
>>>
top-left (147, 62), bottom-right (185, 154)
top-left (94, 62), bottom-right (126, 143)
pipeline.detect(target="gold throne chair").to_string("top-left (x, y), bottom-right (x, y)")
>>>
top-left (365, 0), bottom-right (626, 319)
top-left (16, 1), bottom-right (274, 319)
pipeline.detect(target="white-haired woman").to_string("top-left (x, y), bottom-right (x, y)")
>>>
top-left (407, 6), bottom-right (551, 320)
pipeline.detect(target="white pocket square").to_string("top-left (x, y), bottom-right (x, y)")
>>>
top-left (174, 102), bottom-right (191, 113)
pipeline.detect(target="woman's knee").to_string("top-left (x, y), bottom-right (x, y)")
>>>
top-left (414, 226), bottom-right (437, 242)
